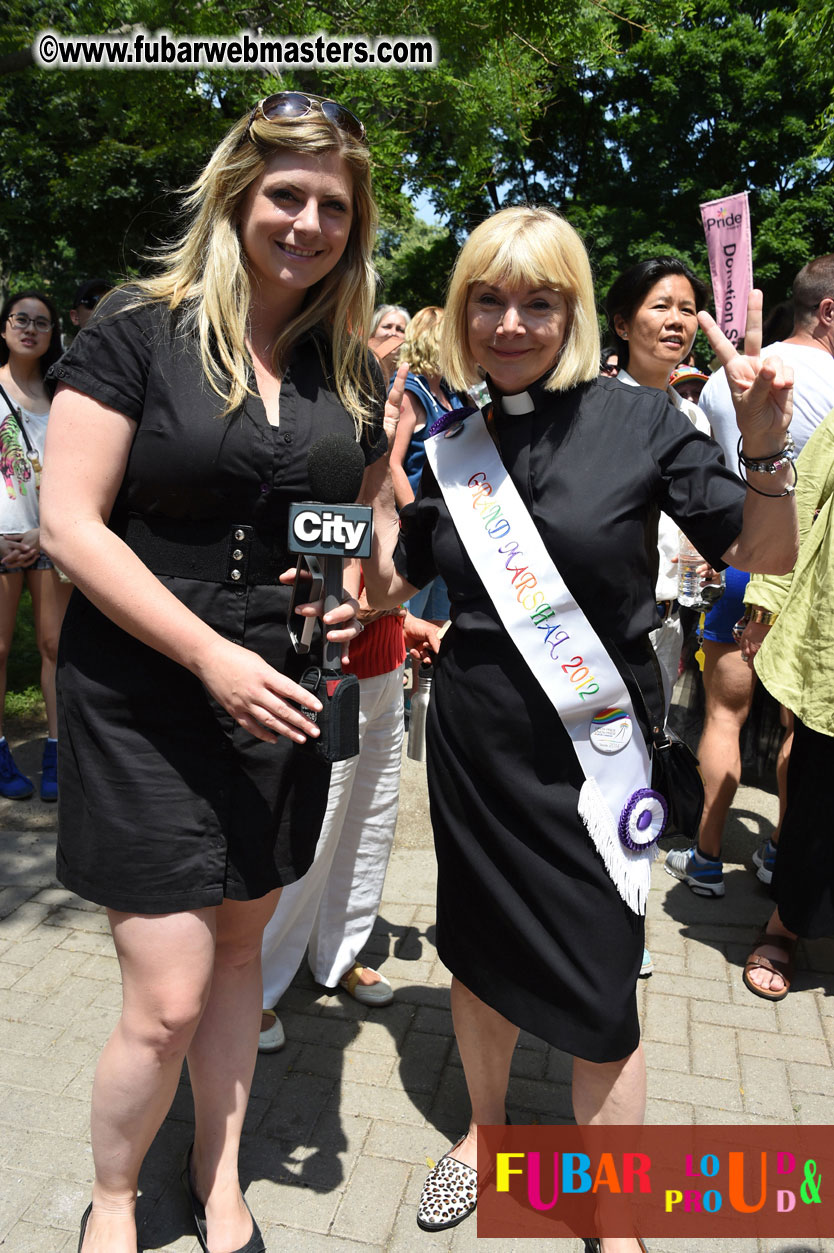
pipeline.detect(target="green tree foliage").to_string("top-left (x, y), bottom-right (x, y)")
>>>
top-left (1, 0), bottom-right (830, 323)
top-left (375, 219), bottom-right (459, 311)
top-left (0, 0), bottom-right (680, 319)
top-left (495, 0), bottom-right (834, 308)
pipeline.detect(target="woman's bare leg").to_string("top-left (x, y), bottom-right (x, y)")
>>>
top-left (0, 571), bottom-right (24, 738)
top-left (573, 1045), bottom-right (647, 1253)
top-left (772, 708), bottom-right (794, 846)
top-left (444, 977), bottom-right (519, 1169)
top-left (187, 889), bottom-right (281, 1252)
top-left (697, 641), bottom-right (756, 858)
top-left (82, 909), bottom-right (216, 1253)
top-left (26, 567), bottom-right (72, 738)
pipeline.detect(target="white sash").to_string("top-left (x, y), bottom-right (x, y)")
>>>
top-left (425, 404), bottom-right (665, 914)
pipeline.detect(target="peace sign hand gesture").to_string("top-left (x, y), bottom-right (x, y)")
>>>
top-left (697, 289), bottom-right (793, 458)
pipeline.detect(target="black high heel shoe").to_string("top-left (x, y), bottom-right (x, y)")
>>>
top-left (77, 1203), bottom-right (92, 1252)
top-left (181, 1144), bottom-right (265, 1253)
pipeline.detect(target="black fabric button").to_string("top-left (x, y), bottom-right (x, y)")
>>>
top-left (283, 432), bottom-right (293, 444)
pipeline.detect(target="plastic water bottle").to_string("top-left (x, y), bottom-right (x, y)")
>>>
top-left (407, 662), bottom-right (433, 762)
top-left (677, 533), bottom-right (704, 608)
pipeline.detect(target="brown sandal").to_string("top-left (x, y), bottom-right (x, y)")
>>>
top-left (742, 930), bottom-right (797, 1002)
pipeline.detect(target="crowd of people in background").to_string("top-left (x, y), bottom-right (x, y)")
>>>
top-left (3, 115), bottom-right (832, 1248)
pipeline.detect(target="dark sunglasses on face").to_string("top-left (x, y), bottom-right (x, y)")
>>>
top-left (7, 313), bottom-right (52, 333)
top-left (77, 294), bottom-right (103, 310)
top-left (600, 362), bottom-right (618, 375)
top-left (247, 92), bottom-right (366, 144)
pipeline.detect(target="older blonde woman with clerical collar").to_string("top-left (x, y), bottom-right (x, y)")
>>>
top-left (40, 92), bottom-right (404, 1253)
top-left (362, 205), bottom-right (797, 1250)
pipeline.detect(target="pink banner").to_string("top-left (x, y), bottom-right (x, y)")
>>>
top-left (700, 191), bottom-right (753, 346)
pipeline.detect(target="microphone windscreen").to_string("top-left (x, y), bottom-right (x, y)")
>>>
top-left (307, 434), bottom-right (366, 504)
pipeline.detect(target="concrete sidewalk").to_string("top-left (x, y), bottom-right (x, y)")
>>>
top-left (0, 730), bottom-right (832, 1251)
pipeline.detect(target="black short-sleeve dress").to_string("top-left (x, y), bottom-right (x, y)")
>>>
top-left (394, 376), bottom-right (746, 1062)
top-left (47, 292), bottom-right (385, 915)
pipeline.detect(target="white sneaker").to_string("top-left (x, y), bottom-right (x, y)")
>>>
top-left (752, 838), bottom-right (777, 885)
top-left (665, 846), bottom-right (725, 897)
top-left (258, 1009), bottom-right (285, 1052)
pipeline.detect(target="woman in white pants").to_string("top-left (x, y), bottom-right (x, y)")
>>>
top-left (260, 605), bottom-right (440, 1048)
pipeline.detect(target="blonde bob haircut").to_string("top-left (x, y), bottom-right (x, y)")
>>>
top-left (441, 206), bottom-right (600, 393)
top-left (398, 305), bottom-right (444, 377)
top-left (121, 106), bottom-right (379, 431)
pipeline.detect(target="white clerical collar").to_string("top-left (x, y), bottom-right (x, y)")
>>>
top-left (501, 390), bottom-right (536, 415)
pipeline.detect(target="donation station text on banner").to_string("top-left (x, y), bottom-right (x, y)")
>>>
top-left (700, 191), bottom-right (753, 346)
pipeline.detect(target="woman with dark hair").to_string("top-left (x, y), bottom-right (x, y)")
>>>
top-left (605, 258), bottom-right (713, 708)
top-left (605, 256), bottom-right (710, 414)
top-left (363, 208), bottom-right (796, 1246)
top-left (0, 290), bottom-right (70, 800)
top-left (40, 94), bottom-right (399, 1253)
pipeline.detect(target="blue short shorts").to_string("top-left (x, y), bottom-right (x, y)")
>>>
top-left (702, 566), bottom-right (750, 644)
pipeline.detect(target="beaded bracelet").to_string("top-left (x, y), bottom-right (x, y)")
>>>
top-left (742, 461), bottom-right (797, 497)
top-left (737, 432), bottom-right (796, 474)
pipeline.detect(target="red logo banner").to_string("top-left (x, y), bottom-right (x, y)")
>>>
top-left (477, 1125), bottom-right (832, 1239)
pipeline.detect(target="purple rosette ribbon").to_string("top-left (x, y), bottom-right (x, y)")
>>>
top-left (426, 406), bottom-right (479, 439)
top-left (618, 788), bottom-right (668, 851)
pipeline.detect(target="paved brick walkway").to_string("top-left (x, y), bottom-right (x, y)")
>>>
top-left (0, 730), bottom-right (832, 1251)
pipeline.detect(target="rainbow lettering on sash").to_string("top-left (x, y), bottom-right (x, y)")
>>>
top-left (467, 471), bottom-right (600, 700)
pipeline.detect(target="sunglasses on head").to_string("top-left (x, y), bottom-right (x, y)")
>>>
top-left (246, 92), bottom-right (366, 144)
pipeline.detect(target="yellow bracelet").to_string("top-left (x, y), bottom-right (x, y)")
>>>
top-left (744, 605), bottom-right (779, 625)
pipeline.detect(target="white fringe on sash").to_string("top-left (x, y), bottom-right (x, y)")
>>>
top-left (578, 778), bottom-right (657, 916)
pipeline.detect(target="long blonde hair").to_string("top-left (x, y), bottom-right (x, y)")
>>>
top-left (441, 206), bottom-right (600, 393)
top-left (123, 107), bottom-right (379, 430)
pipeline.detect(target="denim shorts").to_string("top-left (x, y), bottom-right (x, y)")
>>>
top-left (0, 553), bottom-right (54, 574)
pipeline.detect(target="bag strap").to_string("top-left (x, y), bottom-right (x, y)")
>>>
top-left (0, 381), bottom-right (36, 455)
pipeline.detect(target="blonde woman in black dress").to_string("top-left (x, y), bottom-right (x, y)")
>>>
top-left (41, 95), bottom-right (400, 1253)
top-left (363, 206), bottom-right (797, 1249)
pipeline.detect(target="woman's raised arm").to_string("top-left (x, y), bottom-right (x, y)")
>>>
top-left (359, 363), bottom-right (419, 608)
top-left (698, 292), bottom-right (799, 575)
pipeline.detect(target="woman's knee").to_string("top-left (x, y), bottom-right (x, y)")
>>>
top-left (36, 628), bottom-right (61, 665)
top-left (121, 991), bottom-right (206, 1060)
top-left (213, 930), bottom-right (265, 973)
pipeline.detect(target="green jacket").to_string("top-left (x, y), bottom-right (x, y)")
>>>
top-left (745, 407), bottom-right (834, 737)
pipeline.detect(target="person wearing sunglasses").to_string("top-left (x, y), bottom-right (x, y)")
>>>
top-left (69, 278), bottom-right (110, 332)
top-left (40, 92), bottom-right (400, 1253)
top-left (0, 291), bottom-right (69, 803)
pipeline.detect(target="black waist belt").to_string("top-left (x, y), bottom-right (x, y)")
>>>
top-left (124, 515), bottom-right (287, 586)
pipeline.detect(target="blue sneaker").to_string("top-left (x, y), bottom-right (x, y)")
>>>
top-left (40, 739), bottom-right (57, 802)
top-left (0, 738), bottom-right (34, 800)
top-left (752, 838), bottom-right (777, 885)
top-left (664, 846), bottom-right (725, 897)
top-left (639, 947), bottom-right (653, 978)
